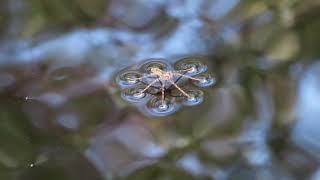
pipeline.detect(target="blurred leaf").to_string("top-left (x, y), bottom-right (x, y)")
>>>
top-left (0, 98), bottom-right (35, 169)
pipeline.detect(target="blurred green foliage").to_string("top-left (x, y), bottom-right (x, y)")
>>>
top-left (1, 0), bottom-right (320, 179)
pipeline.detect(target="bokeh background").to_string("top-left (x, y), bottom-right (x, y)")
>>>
top-left (1, 0), bottom-right (320, 179)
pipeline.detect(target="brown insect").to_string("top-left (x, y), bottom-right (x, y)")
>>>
top-left (129, 67), bottom-right (205, 109)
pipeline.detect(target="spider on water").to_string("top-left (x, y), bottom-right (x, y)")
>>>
top-left (115, 58), bottom-right (216, 116)
top-left (128, 66), bottom-right (207, 106)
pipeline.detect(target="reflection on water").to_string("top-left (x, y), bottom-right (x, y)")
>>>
top-left (1, 0), bottom-right (320, 179)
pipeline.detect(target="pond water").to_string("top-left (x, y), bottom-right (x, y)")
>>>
top-left (1, 0), bottom-right (320, 179)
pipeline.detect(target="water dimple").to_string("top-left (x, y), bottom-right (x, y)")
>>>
top-left (192, 74), bottom-right (216, 87)
top-left (121, 86), bottom-right (150, 103)
top-left (133, 92), bottom-right (145, 99)
top-left (146, 96), bottom-right (180, 117)
top-left (174, 58), bottom-right (208, 76)
top-left (116, 70), bottom-right (142, 87)
top-left (158, 103), bottom-right (169, 111)
top-left (139, 59), bottom-right (171, 74)
top-left (181, 89), bottom-right (204, 106)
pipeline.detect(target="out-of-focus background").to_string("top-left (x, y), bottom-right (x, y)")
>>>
top-left (1, 0), bottom-right (320, 179)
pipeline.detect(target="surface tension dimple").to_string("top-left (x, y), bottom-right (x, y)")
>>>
top-left (174, 58), bottom-right (208, 76)
top-left (181, 89), bottom-right (204, 106)
top-left (146, 96), bottom-right (181, 117)
top-left (192, 74), bottom-right (216, 87)
top-left (121, 86), bottom-right (150, 103)
top-left (117, 70), bottom-right (143, 87)
top-left (139, 59), bottom-right (171, 74)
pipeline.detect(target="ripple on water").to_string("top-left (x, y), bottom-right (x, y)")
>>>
top-left (174, 57), bottom-right (208, 76)
top-left (116, 70), bottom-right (142, 88)
top-left (145, 96), bottom-right (181, 117)
top-left (139, 59), bottom-right (171, 74)
top-left (192, 73), bottom-right (216, 87)
top-left (121, 86), bottom-right (151, 103)
top-left (181, 89), bottom-right (204, 106)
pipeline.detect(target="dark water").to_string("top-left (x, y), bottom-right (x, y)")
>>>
top-left (1, 0), bottom-right (320, 179)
